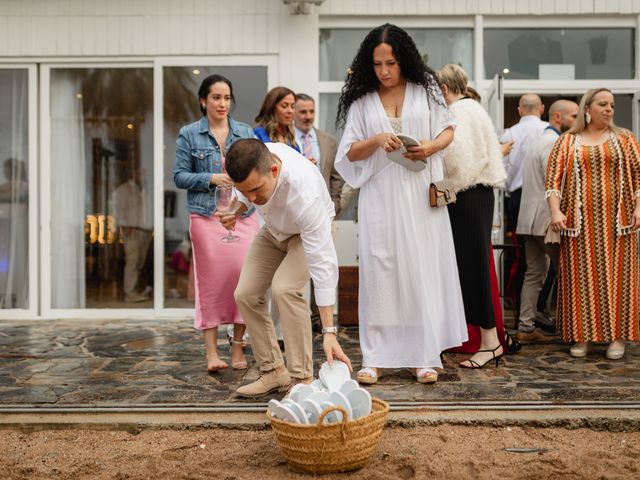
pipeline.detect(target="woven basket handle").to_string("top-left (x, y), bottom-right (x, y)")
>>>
top-left (317, 405), bottom-right (349, 426)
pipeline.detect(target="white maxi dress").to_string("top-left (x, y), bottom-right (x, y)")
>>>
top-left (335, 82), bottom-right (467, 368)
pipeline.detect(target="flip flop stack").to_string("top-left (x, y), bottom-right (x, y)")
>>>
top-left (268, 361), bottom-right (389, 474)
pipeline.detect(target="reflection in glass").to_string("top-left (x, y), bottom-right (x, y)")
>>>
top-left (163, 66), bottom-right (267, 307)
top-left (320, 29), bottom-right (473, 81)
top-left (0, 69), bottom-right (29, 309)
top-left (50, 68), bottom-right (154, 308)
top-left (484, 29), bottom-right (634, 79)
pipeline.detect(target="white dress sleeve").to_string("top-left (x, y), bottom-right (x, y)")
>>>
top-left (428, 87), bottom-right (456, 140)
top-left (335, 100), bottom-right (372, 188)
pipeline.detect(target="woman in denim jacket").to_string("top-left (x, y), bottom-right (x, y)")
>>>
top-left (173, 74), bottom-right (258, 372)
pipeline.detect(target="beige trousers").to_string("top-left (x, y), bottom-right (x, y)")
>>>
top-left (123, 227), bottom-right (152, 295)
top-left (519, 235), bottom-right (560, 332)
top-left (234, 226), bottom-right (312, 379)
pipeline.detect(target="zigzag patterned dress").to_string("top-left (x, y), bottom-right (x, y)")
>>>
top-left (545, 131), bottom-right (640, 342)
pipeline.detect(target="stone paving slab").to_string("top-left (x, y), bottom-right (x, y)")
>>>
top-left (0, 320), bottom-right (639, 407)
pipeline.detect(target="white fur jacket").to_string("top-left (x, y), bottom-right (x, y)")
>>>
top-left (442, 98), bottom-right (506, 193)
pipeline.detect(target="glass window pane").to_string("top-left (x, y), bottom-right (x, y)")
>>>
top-left (484, 29), bottom-right (634, 79)
top-left (163, 66), bottom-right (267, 307)
top-left (320, 28), bottom-right (473, 81)
top-left (502, 94), bottom-right (632, 131)
top-left (0, 69), bottom-right (29, 309)
top-left (613, 94), bottom-right (633, 131)
top-left (319, 92), bottom-right (340, 138)
top-left (50, 68), bottom-right (154, 308)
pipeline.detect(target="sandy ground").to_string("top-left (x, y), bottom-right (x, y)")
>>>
top-left (1, 425), bottom-right (639, 479)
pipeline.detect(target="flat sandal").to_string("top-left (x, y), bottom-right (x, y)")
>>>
top-left (356, 367), bottom-right (380, 385)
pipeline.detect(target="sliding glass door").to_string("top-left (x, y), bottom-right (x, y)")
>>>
top-left (43, 65), bottom-right (155, 312)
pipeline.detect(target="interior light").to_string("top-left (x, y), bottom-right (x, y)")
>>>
top-left (126, 123), bottom-right (134, 130)
top-left (76, 93), bottom-right (83, 99)
top-left (192, 69), bottom-right (201, 75)
top-left (502, 68), bottom-right (510, 74)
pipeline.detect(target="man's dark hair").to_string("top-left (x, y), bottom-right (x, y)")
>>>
top-left (294, 93), bottom-right (315, 104)
top-left (225, 139), bottom-right (273, 182)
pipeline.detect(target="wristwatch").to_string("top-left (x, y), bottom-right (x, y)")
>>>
top-left (321, 326), bottom-right (338, 335)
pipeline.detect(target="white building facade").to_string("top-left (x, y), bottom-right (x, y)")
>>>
top-left (1, 0), bottom-right (639, 319)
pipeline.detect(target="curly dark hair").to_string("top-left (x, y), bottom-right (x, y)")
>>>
top-left (335, 23), bottom-right (444, 129)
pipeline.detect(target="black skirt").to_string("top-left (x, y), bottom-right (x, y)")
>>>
top-left (447, 185), bottom-right (496, 329)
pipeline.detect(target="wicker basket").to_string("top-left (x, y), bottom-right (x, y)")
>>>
top-left (268, 397), bottom-right (389, 474)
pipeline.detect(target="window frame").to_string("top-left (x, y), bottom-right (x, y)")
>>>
top-left (478, 15), bottom-right (640, 94)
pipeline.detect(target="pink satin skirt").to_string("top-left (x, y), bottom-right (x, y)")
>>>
top-left (189, 212), bottom-right (259, 330)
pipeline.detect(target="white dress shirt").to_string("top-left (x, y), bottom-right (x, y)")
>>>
top-left (500, 115), bottom-right (548, 193)
top-left (294, 127), bottom-right (322, 170)
top-left (112, 179), bottom-right (152, 229)
top-left (237, 142), bottom-right (337, 306)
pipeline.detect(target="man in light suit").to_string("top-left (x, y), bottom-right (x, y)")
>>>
top-left (515, 99), bottom-right (578, 343)
top-left (501, 94), bottom-right (548, 320)
top-left (294, 93), bottom-right (344, 333)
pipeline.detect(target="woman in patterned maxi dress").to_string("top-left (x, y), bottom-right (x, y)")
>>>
top-left (546, 88), bottom-right (640, 360)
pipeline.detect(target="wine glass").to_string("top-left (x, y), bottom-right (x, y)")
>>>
top-left (214, 185), bottom-right (240, 243)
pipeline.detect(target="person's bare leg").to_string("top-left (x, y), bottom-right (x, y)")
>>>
top-left (203, 327), bottom-right (228, 372)
top-left (231, 324), bottom-right (248, 369)
top-left (460, 327), bottom-right (504, 368)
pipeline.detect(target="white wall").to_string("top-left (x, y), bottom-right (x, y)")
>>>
top-left (0, 0), bottom-right (323, 101)
top-left (0, 0), bottom-right (279, 56)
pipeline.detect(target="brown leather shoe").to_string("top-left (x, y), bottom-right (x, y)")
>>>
top-left (236, 368), bottom-right (291, 398)
top-left (515, 329), bottom-right (555, 344)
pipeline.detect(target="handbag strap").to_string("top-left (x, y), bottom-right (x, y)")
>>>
top-left (429, 150), bottom-right (449, 183)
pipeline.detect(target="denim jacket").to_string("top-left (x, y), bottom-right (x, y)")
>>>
top-left (173, 116), bottom-right (256, 217)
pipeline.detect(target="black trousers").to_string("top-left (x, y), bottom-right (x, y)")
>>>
top-left (447, 185), bottom-right (496, 329)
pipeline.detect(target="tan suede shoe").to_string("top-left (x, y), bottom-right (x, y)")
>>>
top-left (236, 368), bottom-right (291, 398)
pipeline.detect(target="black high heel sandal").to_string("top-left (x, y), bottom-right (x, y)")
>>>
top-left (505, 334), bottom-right (521, 355)
top-left (459, 344), bottom-right (504, 369)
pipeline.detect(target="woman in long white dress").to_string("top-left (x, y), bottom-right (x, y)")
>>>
top-left (335, 24), bottom-right (467, 384)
